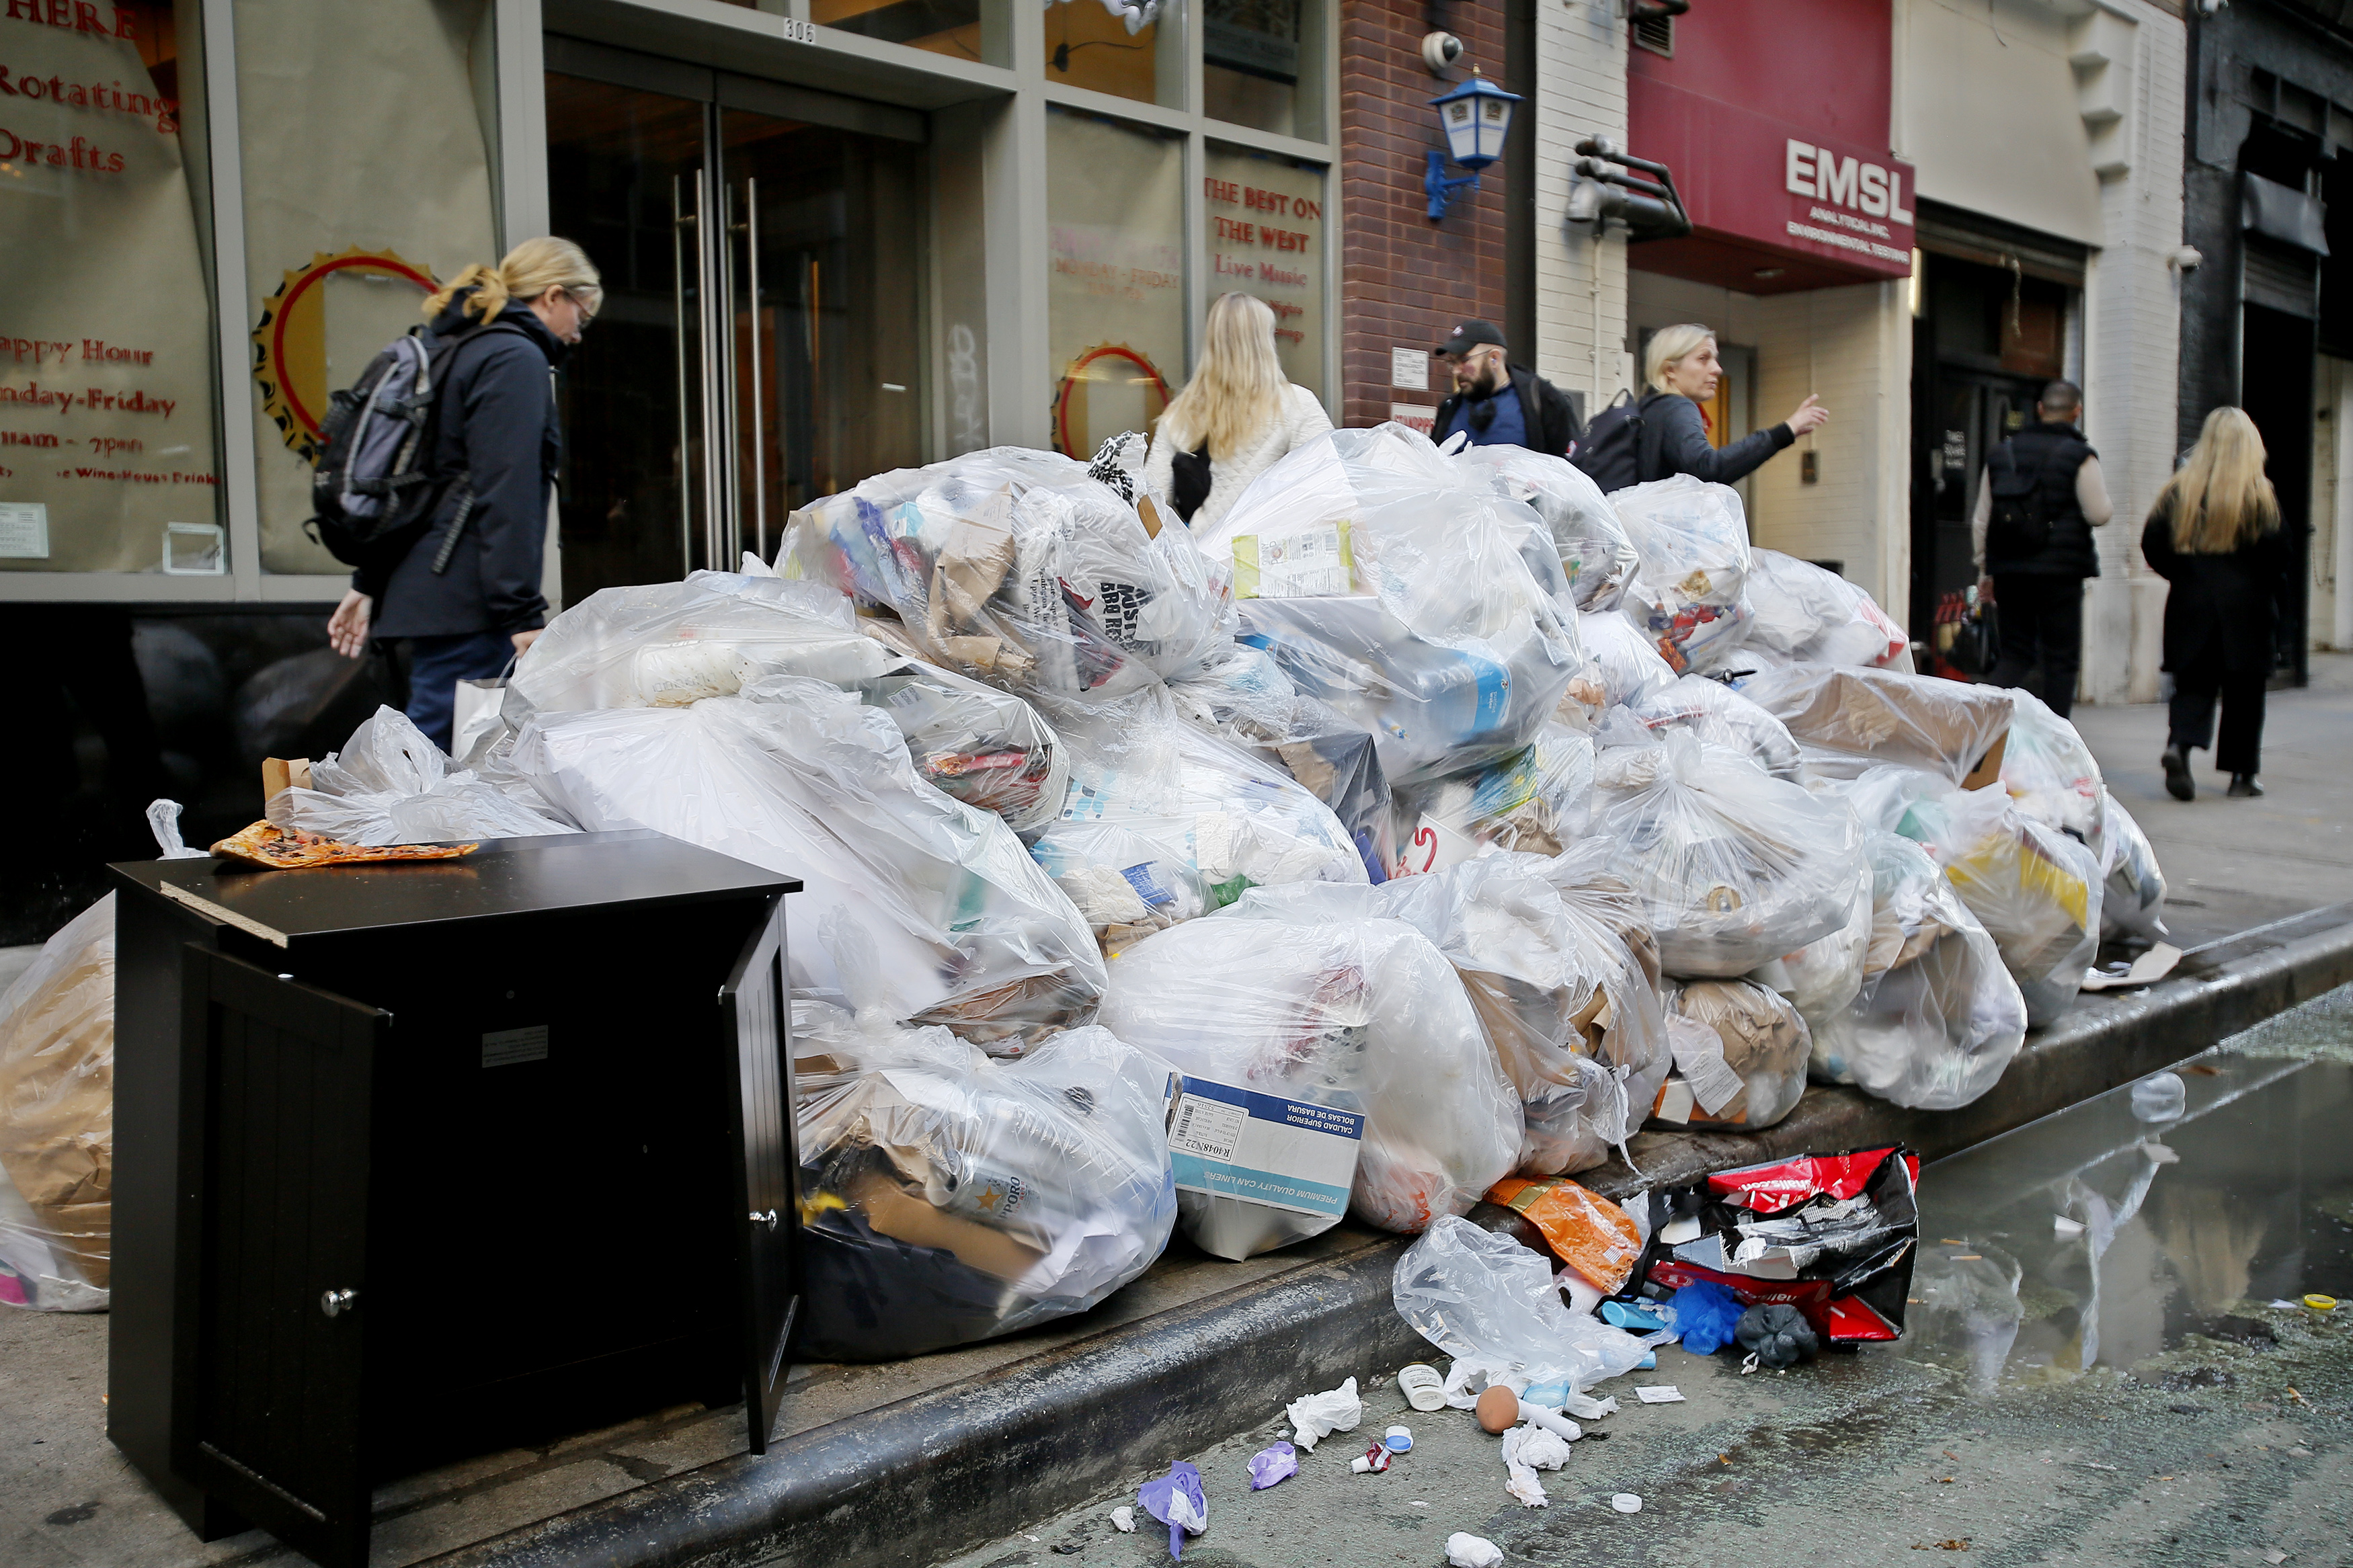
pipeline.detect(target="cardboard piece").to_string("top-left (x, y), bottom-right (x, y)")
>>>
top-left (260, 756), bottom-right (313, 802)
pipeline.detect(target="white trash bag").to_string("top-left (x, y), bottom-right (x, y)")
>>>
top-left (268, 706), bottom-right (579, 845)
top-left (1734, 663), bottom-right (2013, 787)
top-left (1743, 548), bottom-right (1909, 667)
top-left (1452, 444), bottom-right (1638, 612)
top-left (1610, 474), bottom-right (1754, 675)
top-left (1392, 1216), bottom-right (1651, 1395)
top-left (2098, 791), bottom-right (2167, 940)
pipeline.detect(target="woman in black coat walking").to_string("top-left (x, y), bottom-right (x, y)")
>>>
top-left (326, 237), bottom-right (602, 753)
top-left (2141, 406), bottom-right (2290, 800)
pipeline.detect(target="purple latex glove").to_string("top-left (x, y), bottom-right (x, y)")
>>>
top-left (1248, 1440), bottom-right (1298, 1490)
top-left (1138, 1460), bottom-right (1207, 1559)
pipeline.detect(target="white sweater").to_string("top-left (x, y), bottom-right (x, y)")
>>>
top-left (1142, 383), bottom-right (1334, 534)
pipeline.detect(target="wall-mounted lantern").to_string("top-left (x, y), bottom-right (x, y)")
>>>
top-left (1425, 72), bottom-right (1521, 222)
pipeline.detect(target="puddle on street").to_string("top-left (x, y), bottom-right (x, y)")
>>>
top-left (1910, 1050), bottom-right (2353, 1395)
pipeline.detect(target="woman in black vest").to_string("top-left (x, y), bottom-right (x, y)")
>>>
top-left (2142, 406), bottom-right (2290, 800)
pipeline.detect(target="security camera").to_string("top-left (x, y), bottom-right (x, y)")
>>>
top-left (2168, 245), bottom-right (2204, 272)
top-left (1421, 31), bottom-right (1462, 74)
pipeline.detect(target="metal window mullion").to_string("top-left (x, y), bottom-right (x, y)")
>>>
top-left (699, 138), bottom-right (733, 573)
top-left (200, 0), bottom-right (264, 597)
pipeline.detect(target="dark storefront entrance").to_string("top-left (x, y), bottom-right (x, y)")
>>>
top-left (543, 40), bottom-right (927, 602)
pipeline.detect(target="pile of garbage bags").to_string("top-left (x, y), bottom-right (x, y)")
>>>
top-left (2, 419), bottom-right (2171, 1358)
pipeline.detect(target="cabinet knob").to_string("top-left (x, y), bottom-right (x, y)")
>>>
top-left (320, 1287), bottom-right (358, 1318)
top-left (750, 1209), bottom-right (779, 1230)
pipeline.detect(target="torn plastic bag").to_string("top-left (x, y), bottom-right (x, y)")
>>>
top-left (509, 569), bottom-right (891, 715)
top-left (1651, 979), bottom-right (1811, 1129)
top-left (1743, 548), bottom-right (1909, 667)
top-left (1618, 1146), bottom-right (1921, 1345)
top-left (1195, 425), bottom-right (1584, 784)
top-left (790, 1006), bottom-right (1177, 1359)
top-left (1231, 857), bottom-right (1642, 1177)
top-left (1809, 831), bottom-right (2027, 1109)
top-left (1595, 731), bottom-right (1866, 979)
top-left (1733, 664), bottom-right (2013, 786)
top-left (1888, 782), bottom-right (2102, 1026)
top-left (1631, 674), bottom-right (1802, 781)
top-left (0, 896), bottom-right (113, 1312)
top-left (2098, 791), bottom-right (2167, 940)
top-left (1453, 444), bottom-right (1638, 611)
top-left (1574, 607), bottom-right (1677, 716)
top-left (783, 447), bottom-right (1230, 699)
top-left (268, 706), bottom-right (580, 845)
top-left (1101, 911), bottom-right (1518, 1245)
top-left (1997, 688), bottom-right (2105, 852)
top-left (1609, 474), bottom-right (1754, 674)
top-left (1390, 725), bottom-right (1595, 870)
top-left (1037, 684), bottom-right (1367, 934)
top-left (1170, 644), bottom-right (1396, 882)
top-left (512, 685), bottom-right (1103, 1046)
top-left (1392, 1216), bottom-right (1651, 1393)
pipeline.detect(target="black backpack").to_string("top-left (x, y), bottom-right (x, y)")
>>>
top-left (303, 320), bottom-right (522, 571)
top-left (1569, 390), bottom-right (1650, 493)
top-left (1984, 442), bottom-right (2059, 560)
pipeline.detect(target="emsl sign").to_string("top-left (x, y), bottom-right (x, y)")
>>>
top-left (1782, 137), bottom-right (1914, 270)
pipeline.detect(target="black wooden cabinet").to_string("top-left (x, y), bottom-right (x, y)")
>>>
top-left (107, 831), bottom-right (801, 1568)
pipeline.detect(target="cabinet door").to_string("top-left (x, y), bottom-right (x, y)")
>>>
top-left (719, 897), bottom-right (799, 1454)
top-left (173, 947), bottom-right (386, 1568)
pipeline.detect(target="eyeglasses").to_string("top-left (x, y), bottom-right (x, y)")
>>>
top-left (564, 288), bottom-right (600, 327)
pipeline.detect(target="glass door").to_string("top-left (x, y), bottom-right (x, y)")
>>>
top-left (547, 63), bottom-right (925, 601)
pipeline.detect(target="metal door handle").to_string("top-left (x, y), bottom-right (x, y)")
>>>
top-left (750, 1208), bottom-right (779, 1230)
top-left (320, 1288), bottom-right (358, 1318)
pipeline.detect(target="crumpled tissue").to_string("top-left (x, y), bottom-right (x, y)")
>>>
top-left (1501, 1421), bottom-right (1576, 1508)
top-left (1285, 1376), bottom-right (1363, 1451)
top-left (1447, 1532), bottom-right (1506, 1568)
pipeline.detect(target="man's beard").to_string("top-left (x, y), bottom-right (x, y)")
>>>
top-left (1463, 363), bottom-right (1503, 399)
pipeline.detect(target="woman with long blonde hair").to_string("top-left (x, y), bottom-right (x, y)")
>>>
top-left (1142, 292), bottom-right (1331, 530)
top-left (326, 237), bottom-right (602, 751)
top-left (2141, 406), bottom-right (2288, 799)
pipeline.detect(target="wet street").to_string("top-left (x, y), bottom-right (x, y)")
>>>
top-left (935, 988), bottom-right (2353, 1568)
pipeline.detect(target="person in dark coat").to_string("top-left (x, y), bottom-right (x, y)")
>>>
top-left (1969, 380), bottom-right (2113, 720)
top-left (1431, 320), bottom-right (1583, 457)
top-left (2140, 405), bottom-right (2290, 800)
top-left (326, 237), bottom-right (602, 753)
top-left (1633, 321), bottom-right (1828, 485)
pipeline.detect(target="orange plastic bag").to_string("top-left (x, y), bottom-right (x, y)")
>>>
top-left (1486, 1175), bottom-right (1642, 1294)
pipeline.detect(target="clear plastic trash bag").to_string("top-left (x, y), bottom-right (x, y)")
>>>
top-left (1575, 608), bottom-right (1677, 714)
top-left (1194, 424), bottom-right (1585, 785)
top-left (1037, 683), bottom-right (1367, 934)
top-left (1392, 1216), bottom-right (1652, 1394)
top-left (1887, 782), bottom-right (2104, 1027)
top-left (1543, 840), bottom-right (1674, 1121)
top-left (1632, 673), bottom-right (1802, 780)
top-left (2098, 791), bottom-right (2167, 940)
top-left (1609, 474), bottom-right (1755, 674)
top-left (1101, 911), bottom-right (1520, 1244)
top-left (1661, 978), bottom-right (1812, 1128)
top-left (1810, 832), bottom-right (2028, 1110)
top-left (1732, 664), bottom-right (2013, 786)
top-left (268, 705), bottom-right (580, 845)
top-left (1765, 854), bottom-right (1874, 1030)
top-left (1743, 548), bottom-right (1909, 667)
top-left (790, 1004), bottom-right (1178, 1359)
top-left (1170, 643), bottom-right (1396, 882)
top-left (1997, 688), bottom-right (2105, 853)
top-left (1230, 858), bottom-right (1636, 1178)
top-left (1451, 444), bottom-right (1638, 612)
top-left (848, 657), bottom-right (1069, 833)
top-left (0, 895), bottom-right (114, 1311)
top-left (1595, 731), bottom-right (1866, 979)
top-left (512, 683), bottom-right (1104, 1047)
top-left (1391, 724), bottom-right (1596, 867)
top-left (783, 447), bottom-right (1231, 700)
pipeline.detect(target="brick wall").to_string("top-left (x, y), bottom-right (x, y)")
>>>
top-left (1339, 0), bottom-right (1510, 427)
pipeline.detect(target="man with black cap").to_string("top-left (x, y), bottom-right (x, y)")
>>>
top-left (1429, 319), bottom-right (1582, 457)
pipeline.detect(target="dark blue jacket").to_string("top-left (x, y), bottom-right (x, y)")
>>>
top-left (1637, 391), bottom-right (1792, 486)
top-left (359, 292), bottom-right (562, 638)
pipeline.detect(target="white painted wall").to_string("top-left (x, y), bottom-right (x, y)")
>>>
top-left (1533, 0), bottom-right (1629, 413)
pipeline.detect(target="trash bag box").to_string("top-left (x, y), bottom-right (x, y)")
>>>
top-left (106, 832), bottom-right (802, 1568)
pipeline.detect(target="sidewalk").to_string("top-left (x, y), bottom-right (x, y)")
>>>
top-left (7, 660), bottom-right (2353, 1568)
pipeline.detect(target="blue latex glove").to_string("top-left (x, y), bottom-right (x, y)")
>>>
top-left (1138, 1460), bottom-right (1208, 1558)
top-left (1669, 1280), bottom-right (1746, 1355)
top-left (1248, 1441), bottom-right (1298, 1489)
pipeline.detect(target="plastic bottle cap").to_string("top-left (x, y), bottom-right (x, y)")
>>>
top-left (1385, 1425), bottom-right (1412, 1452)
top-left (2307, 1294), bottom-right (2340, 1311)
top-left (1612, 1493), bottom-right (1642, 1514)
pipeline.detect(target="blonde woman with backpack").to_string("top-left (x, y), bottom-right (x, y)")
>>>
top-left (2143, 406), bottom-right (2291, 800)
top-left (1143, 292), bottom-right (1330, 531)
top-left (325, 237), bottom-right (602, 751)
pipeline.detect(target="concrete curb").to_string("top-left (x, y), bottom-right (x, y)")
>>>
top-left (422, 911), bottom-right (2353, 1568)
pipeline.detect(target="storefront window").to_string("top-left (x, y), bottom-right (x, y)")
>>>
top-left (1202, 145), bottom-right (1324, 399)
top-left (1204, 0), bottom-right (1320, 140)
top-left (816, 0), bottom-right (1004, 66)
top-left (1046, 108), bottom-right (1185, 458)
top-left (235, 0), bottom-right (500, 575)
top-left (1043, 0), bottom-right (1179, 108)
top-left (0, 0), bottom-right (221, 575)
